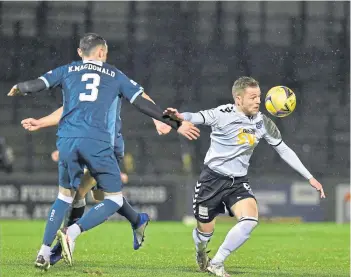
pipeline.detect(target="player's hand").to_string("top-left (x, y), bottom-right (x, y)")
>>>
top-left (51, 150), bottom-right (59, 163)
top-left (121, 172), bottom-right (129, 184)
top-left (154, 120), bottom-right (172, 135)
top-left (177, 121), bottom-right (200, 140)
top-left (309, 177), bottom-right (326, 198)
top-left (163, 108), bottom-right (184, 121)
top-left (21, 118), bottom-right (42, 131)
top-left (7, 85), bottom-right (26, 96)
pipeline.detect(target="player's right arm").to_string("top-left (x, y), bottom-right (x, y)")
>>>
top-left (141, 92), bottom-right (171, 135)
top-left (116, 71), bottom-right (200, 140)
top-left (21, 106), bottom-right (63, 132)
top-left (163, 107), bottom-right (221, 127)
top-left (7, 66), bottom-right (66, 96)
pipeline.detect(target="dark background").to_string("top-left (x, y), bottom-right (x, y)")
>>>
top-left (0, 1), bottom-right (349, 221)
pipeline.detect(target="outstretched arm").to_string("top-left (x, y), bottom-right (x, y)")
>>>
top-left (21, 106), bottom-right (63, 131)
top-left (8, 66), bottom-right (65, 96)
top-left (142, 92), bottom-right (171, 135)
top-left (273, 141), bottom-right (326, 198)
top-left (164, 107), bottom-right (220, 126)
top-left (116, 70), bottom-right (199, 140)
top-left (132, 95), bottom-right (200, 140)
top-left (8, 79), bottom-right (47, 96)
top-left (263, 115), bottom-right (325, 199)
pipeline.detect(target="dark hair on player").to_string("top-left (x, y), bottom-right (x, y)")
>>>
top-left (79, 33), bottom-right (107, 56)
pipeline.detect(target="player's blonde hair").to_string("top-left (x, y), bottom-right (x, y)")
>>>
top-left (232, 76), bottom-right (259, 98)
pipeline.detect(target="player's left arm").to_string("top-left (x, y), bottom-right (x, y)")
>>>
top-left (117, 71), bottom-right (200, 140)
top-left (163, 107), bottom-right (220, 126)
top-left (7, 66), bottom-right (66, 96)
top-left (263, 115), bottom-right (326, 198)
top-left (117, 73), bottom-right (180, 130)
top-left (141, 92), bottom-right (171, 135)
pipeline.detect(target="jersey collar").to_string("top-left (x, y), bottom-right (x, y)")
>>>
top-left (83, 60), bottom-right (103, 66)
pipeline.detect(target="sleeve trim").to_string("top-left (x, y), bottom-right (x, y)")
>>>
top-left (129, 88), bottom-right (144, 103)
top-left (271, 139), bottom-right (283, 147)
top-left (38, 76), bottom-right (50, 89)
top-left (199, 111), bottom-right (206, 124)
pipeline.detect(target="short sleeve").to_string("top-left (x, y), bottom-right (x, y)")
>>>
top-left (263, 115), bottom-right (282, 146)
top-left (39, 65), bottom-right (67, 89)
top-left (116, 70), bottom-right (144, 103)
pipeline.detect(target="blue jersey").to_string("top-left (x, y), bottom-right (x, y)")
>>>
top-left (39, 60), bottom-right (143, 146)
top-left (114, 94), bottom-right (123, 144)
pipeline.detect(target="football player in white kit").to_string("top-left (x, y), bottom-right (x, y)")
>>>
top-left (164, 76), bottom-right (326, 277)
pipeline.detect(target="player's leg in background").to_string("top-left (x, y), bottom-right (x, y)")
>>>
top-left (211, 197), bottom-right (258, 267)
top-left (35, 138), bottom-right (80, 270)
top-left (63, 169), bottom-right (95, 227)
top-left (68, 169), bottom-right (94, 224)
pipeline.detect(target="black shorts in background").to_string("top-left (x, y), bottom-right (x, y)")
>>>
top-left (193, 166), bottom-right (256, 223)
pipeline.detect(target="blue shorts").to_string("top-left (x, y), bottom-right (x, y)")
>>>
top-left (57, 137), bottom-right (122, 193)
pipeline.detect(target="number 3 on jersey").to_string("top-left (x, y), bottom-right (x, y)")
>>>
top-left (79, 73), bottom-right (100, 102)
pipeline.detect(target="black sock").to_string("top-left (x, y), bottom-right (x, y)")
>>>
top-left (67, 205), bottom-right (86, 226)
top-left (66, 199), bottom-right (86, 227)
top-left (117, 197), bottom-right (140, 228)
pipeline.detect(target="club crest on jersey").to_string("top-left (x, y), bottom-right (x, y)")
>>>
top-left (256, 120), bottom-right (263, 129)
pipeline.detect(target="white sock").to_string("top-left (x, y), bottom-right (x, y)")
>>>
top-left (67, 223), bottom-right (81, 241)
top-left (38, 244), bottom-right (51, 259)
top-left (211, 217), bottom-right (258, 265)
top-left (192, 228), bottom-right (214, 252)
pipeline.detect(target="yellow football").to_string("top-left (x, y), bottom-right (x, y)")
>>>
top-left (265, 86), bottom-right (296, 117)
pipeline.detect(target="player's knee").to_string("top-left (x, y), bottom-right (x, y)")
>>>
top-left (58, 186), bottom-right (75, 199)
top-left (197, 220), bottom-right (215, 234)
top-left (57, 192), bottom-right (74, 204)
top-left (105, 193), bottom-right (124, 207)
top-left (238, 216), bottom-right (258, 236)
top-left (91, 190), bottom-right (104, 203)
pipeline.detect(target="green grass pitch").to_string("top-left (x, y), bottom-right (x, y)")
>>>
top-left (0, 221), bottom-right (349, 277)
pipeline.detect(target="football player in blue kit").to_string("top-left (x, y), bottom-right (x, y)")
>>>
top-left (8, 33), bottom-right (200, 270)
top-left (21, 99), bottom-right (171, 265)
